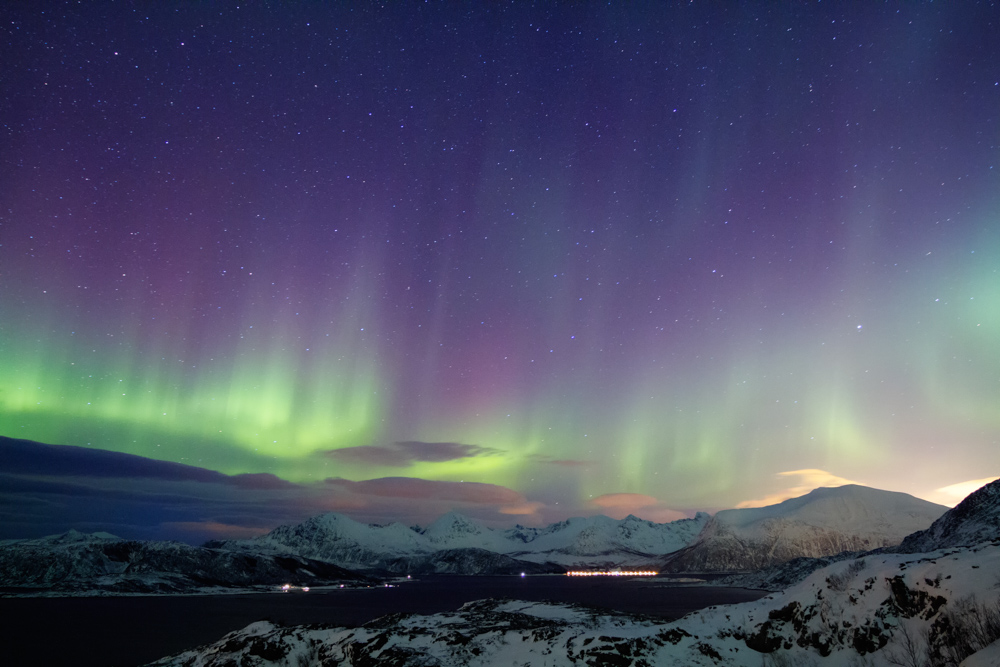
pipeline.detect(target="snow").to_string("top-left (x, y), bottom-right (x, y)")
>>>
top-left (665, 484), bottom-right (947, 572)
top-left (151, 541), bottom-right (1000, 666)
top-left (0, 529), bottom-right (370, 595)
top-left (960, 638), bottom-right (1000, 667)
top-left (151, 482), bottom-right (1000, 665)
top-left (219, 510), bottom-right (709, 570)
top-left (900, 477), bottom-right (1000, 552)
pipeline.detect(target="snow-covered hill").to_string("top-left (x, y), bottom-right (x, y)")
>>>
top-left (662, 484), bottom-right (946, 573)
top-left (151, 541), bottom-right (1000, 666)
top-left (717, 479), bottom-right (1000, 593)
top-left (212, 510), bottom-right (709, 571)
top-left (503, 512), bottom-right (709, 566)
top-left (0, 529), bottom-right (372, 595)
top-left (898, 477), bottom-right (1000, 553)
top-left (211, 512), bottom-right (430, 566)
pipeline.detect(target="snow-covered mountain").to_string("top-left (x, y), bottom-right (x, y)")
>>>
top-left (898, 477), bottom-right (1000, 552)
top-left (502, 512), bottom-right (709, 566)
top-left (714, 479), bottom-right (1000, 593)
top-left (211, 512), bottom-right (430, 566)
top-left (212, 510), bottom-right (709, 571)
top-left (151, 541), bottom-right (1000, 666)
top-left (151, 481), bottom-right (1000, 665)
top-left (662, 484), bottom-right (946, 572)
top-left (0, 529), bottom-right (372, 595)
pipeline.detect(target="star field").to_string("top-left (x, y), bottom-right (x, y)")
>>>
top-left (1, 2), bottom-right (998, 535)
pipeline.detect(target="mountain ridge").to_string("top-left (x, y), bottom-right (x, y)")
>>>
top-left (210, 509), bottom-right (709, 571)
top-left (661, 483), bottom-right (946, 573)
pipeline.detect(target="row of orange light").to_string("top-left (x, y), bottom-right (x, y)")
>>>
top-left (566, 570), bottom-right (658, 577)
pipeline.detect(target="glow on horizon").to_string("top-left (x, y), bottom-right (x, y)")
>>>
top-left (1, 3), bottom-right (998, 521)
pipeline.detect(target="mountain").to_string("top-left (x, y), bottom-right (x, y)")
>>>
top-left (502, 512), bottom-right (709, 566)
top-left (0, 529), bottom-right (372, 595)
top-left (151, 541), bottom-right (1000, 666)
top-left (717, 478), bottom-right (1000, 591)
top-left (898, 477), bottom-right (1000, 552)
top-left (213, 510), bottom-right (708, 571)
top-left (419, 511), bottom-right (517, 552)
top-left (380, 548), bottom-right (561, 575)
top-left (150, 482), bottom-right (1000, 664)
top-left (661, 484), bottom-right (946, 572)
top-left (211, 512), bottom-right (430, 566)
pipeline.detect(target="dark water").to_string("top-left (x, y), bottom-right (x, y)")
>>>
top-left (0, 576), bottom-right (767, 666)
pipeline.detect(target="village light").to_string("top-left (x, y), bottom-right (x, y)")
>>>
top-left (566, 570), bottom-right (658, 577)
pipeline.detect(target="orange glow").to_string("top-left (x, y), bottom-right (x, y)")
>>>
top-left (566, 570), bottom-right (658, 577)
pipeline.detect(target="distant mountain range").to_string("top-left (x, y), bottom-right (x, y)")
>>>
top-left (0, 482), bottom-right (956, 592)
top-left (153, 478), bottom-right (1000, 667)
top-left (209, 484), bottom-right (946, 576)
top-left (208, 509), bottom-right (710, 573)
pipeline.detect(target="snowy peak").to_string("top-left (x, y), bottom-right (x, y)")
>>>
top-left (242, 511), bottom-right (429, 565)
top-left (898, 477), bottom-right (1000, 552)
top-left (716, 484), bottom-right (945, 531)
top-left (419, 512), bottom-right (520, 554)
top-left (421, 512), bottom-right (495, 545)
top-left (214, 510), bottom-right (708, 570)
top-left (502, 512), bottom-right (709, 565)
top-left (664, 485), bottom-right (947, 572)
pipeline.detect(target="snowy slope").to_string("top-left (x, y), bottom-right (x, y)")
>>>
top-left (898, 477), bottom-right (1000, 552)
top-left (222, 512), bottom-right (430, 566)
top-left (420, 511), bottom-right (515, 552)
top-left (503, 513), bottom-right (709, 566)
top-left (663, 485), bottom-right (946, 572)
top-left (0, 530), bottom-right (371, 595)
top-left (720, 479), bottom-right (1000, 591)
top-left (215, 510), bottom-right (707, 570)
top-left (151, 541), bottom-right (1000, 666)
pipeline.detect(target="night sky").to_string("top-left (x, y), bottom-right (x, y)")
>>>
top-left (2, 3), bottom-right (998, 540)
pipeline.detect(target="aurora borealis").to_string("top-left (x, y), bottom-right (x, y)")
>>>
top-left (1, 3), bottom-right (998, 540)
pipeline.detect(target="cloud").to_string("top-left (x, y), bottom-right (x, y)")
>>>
top-left (0, 436), bottom-right (324, 541)
top-left (591, 493), bottom-right (659, 510)
top-left (0, 435), bottom-right (292, 489)
top-left (589, 493), bottom-right (688, 523)
top-left (498, 501), bottom-right (546, 516)
top-left (317, 477), bottom-right (550, 527)
top-left (227, 472), bottom-right (296, 490)
top-left (325, 476), bottom-right (524, 505)
top-left (925, 476), bottom-right (1000, 507)
top-left (325, 441), bottom-right (500, 467)
top-left (161, 521), bottom-right (269, 541)
top-left (0, 437), bottom-right (551, 539)
top-left (735, 469), bottom-right (860, 508)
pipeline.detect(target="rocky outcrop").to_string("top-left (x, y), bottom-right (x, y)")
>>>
top-left (898, 478), bottom-right (1000, 552)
